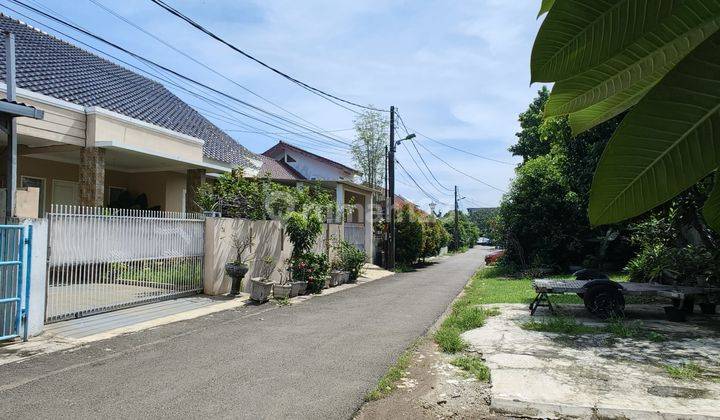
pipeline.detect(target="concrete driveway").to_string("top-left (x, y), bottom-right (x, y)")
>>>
top-left (0, 247), bottom-right (490, 419)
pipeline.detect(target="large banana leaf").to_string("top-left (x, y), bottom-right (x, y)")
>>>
top-left (545, 6), bottom-right (720, 128)
top-left (703, 178), bottom-right (720, 231)
top-left (567, 85), bottom-right (652, 135)
top-left (531, 0), bottom-right (679, 83)
top-left (589, 33), bottom-right (720, 226)
top-left (537, 0), bottom-right (555, 17)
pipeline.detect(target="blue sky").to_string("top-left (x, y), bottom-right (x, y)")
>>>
top-left (3, 0), bottom-right (546, 213)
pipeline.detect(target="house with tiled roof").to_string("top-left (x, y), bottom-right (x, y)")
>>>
top-left (0, 14), bottom-right (260, 214)
top-left (259, 141), bottom-right (376, 257)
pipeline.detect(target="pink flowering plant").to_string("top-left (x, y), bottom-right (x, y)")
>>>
top-left (290, 253), bottom-right (329, 294)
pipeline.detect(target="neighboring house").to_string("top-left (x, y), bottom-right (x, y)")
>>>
top-left (0, 15), bottom-right (260, 216)
top-left (394, 194), bottom-right (426, 215)
top-left (259, 141), bottom-right (375, 258)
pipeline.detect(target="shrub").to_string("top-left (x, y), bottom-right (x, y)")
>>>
top-left (333, 240), bottom-right (366, 281)
top-left (285, 211), bottom-right (323, 259)
top-left (421, 220), bottom-right (449, 260)
top-left (396, 204), bottom-right (424, 264)
top-left (290, 252), bottom-right (329, 294)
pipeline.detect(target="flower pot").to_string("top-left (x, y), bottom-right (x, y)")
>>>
top-left (290, 281), bottom-right (307, 297)
top-left (273, 283), bottom-right (291, 299)
top-left (225, 263), bottom-right (249, 295)
top-left (329, 270), bottom-right (343, 287)
top-left (342, 271), bottom-right (351, 284)
top-left (250, 277), bottom-right (273, 303)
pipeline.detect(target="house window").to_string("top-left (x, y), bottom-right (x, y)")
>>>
top-left (285, 154), bottom-right (296, 163)
top-left (20, 176), bottom-right (46, 216)
top-left (51, 180), bottom-right (80, 206)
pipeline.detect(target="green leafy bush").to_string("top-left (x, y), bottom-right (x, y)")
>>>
top-left (195, 170), bottom-right (334, 221)
top-left (396, 204), bottom-right (424, 265)
top-left (333, 240), bottom-right (366, 281)
top-left (421, 220), bottom-right (450, 260)
top-left (285, 211), bottom-right (323, 259)
top-left (290, 253), bottom-right (329, 294)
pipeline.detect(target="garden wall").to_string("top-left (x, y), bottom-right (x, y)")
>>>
top-left (203, 217), bottom-right (342, 295)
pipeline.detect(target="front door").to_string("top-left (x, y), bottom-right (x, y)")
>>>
top-left (52, 180), bottom-right (79, 206)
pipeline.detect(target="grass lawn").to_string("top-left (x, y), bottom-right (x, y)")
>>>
top-left (473, 266), bottom-right (631, 305)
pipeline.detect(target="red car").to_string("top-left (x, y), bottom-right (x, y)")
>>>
top-left (485, 249), bottom-right (505, 265)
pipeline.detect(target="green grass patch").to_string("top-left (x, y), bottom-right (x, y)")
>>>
top-left (365, 342), bottom-right (418, 401)
top-left (521, 316), bottom-right (601, 335)
top-left (273, 297), bottom-right (290, 306)
top-left (451, 356), bottom-right (490, 381)
top-left (665, 362), bottom-right (704, 380)
top-left (647, 331), bottom-right (667, 342)
top-left (604, 319), bottom-right (643, 338)
top-left (433, 272), bottom-right (501, 353)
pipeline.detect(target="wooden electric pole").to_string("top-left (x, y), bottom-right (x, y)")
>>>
top-left (387, 106), bottom-right (396, 270)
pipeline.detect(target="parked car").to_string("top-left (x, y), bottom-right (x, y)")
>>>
top-left (485, 249), bottom-right (505, 265)
top-left (477, 237), bottom-right (492, 245)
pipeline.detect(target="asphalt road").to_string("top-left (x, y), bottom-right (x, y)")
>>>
top-left (0, 247), bottom-right (490, 419)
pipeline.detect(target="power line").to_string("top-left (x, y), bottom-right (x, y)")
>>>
top-left (86, 0), bottom-right (337, 138)
top-left (415, 140), bottom-right (507, 193)
top-left (3, 1), bottom-right (359, 167)
top-left (225, 128), bottom-right (354, 135)
top-left (396, 159), bottom-right (448, 206)
top-left (148, 0), bottom-right (384, 114)
top-left (395, 110), bottom-right (453, 192)
top-left (400, 142), bottom-right (452, 197)
top-left (9, 0), bottom-right (354, 148)
top-left (416, 131), bottom-right (514, 165)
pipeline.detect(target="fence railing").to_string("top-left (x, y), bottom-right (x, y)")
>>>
top-left (45, 205), bottom-right (205, 323)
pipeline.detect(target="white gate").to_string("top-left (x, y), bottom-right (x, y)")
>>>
top-left (344, 223), bottom-right (365, 252)
top-left (45, 205), bottom-right (204, 323)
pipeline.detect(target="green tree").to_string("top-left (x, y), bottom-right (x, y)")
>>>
top-left (497, 155), bottom-right (584, 267)
top-left (467, 208), bottom-right (498, 238)
top-left (509, 86), bottom-right (550, 163)
top-left (496, 89), bottom-right (630, 269)
top-left (351, 109), bottom-right (388, 189)
top-left (532, 1), bottom-right (720, 230)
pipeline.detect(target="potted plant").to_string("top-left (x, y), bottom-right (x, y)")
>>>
top-left (225, 233), bottom-right (253, 295)
top-left (285, 211), bottom-right (323, 296)
top-left (291, 253), bottom-right (329, 294)
top-left (273, 264), bottom-right (292, 299)
top-left (335, 240), bottom-right (366, 283)
top-left (250, 255), bottom-right (275, 303)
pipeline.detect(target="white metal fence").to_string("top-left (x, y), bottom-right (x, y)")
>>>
top-left (45, 205), bottom-right (204, 323)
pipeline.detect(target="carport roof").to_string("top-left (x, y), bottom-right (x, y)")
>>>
top-left (0, 14), bottom-right (258, 170)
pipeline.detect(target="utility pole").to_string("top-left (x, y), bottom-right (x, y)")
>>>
top-left (387, 106), bottom-right (396, 270)
top-left (454, 185), bottom-right (460, 250)
top-left (5, 32), bottom-right (17, 222)
top-left (384, 144), bottom-right (388, 266)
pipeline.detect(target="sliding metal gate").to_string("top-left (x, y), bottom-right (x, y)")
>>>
top-left (45, 206), bottom-right (204, 323)
top-left (0, 225), bottom-right (32, 341)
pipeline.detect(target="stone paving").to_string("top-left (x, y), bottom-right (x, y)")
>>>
top-left (464, 304), bottom-right (720, 419)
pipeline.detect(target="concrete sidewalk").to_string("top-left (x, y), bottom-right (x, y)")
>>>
top-left (0, 247), bottom-right (490, 419)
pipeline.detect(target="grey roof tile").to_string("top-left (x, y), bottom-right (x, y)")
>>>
top-left (0, 14), bottom-right (259, 169)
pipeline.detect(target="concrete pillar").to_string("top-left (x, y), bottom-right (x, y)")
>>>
top-left (21, 218), bottom-right (47, 338)
top-left (335, 183), bottom-right (344, 225)
top-left (364, 192), bottom-right (373, 262)
top-left (79, 147), bottom-right (105, 207)
top-left (186, 168), bottom-right (206, 213)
